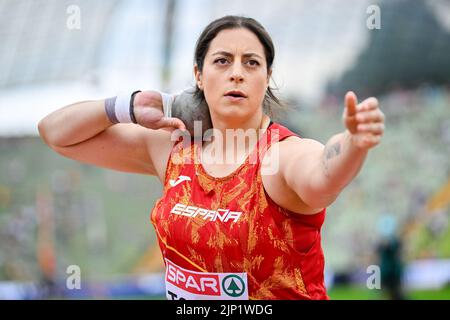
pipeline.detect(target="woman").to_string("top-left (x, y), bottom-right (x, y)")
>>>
top-left (38, 15), bottom-right (385, 300)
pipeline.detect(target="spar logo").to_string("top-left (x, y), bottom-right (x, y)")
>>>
top-left (166, 260), bottom-right (220, 296)
top-left (222, 275), bottom-right (245, 297)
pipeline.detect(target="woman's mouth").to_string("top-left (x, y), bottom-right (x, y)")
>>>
top-left (224, 90), bottom-right (247, 103)
top-left (225, 95), bottom-right (246, 102)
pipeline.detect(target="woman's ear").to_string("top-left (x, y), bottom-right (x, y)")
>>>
top-left (194, 64), bottom-right (203, 90)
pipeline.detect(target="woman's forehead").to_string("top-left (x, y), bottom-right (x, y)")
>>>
top-left (207, 28), bottom-right (265, 57)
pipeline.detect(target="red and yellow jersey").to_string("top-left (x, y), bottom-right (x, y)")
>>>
top-left (150, 122), bottom-right (328, 300)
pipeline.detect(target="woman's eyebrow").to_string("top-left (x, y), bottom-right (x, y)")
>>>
top-left (212, 51), bottom-right (263, 59)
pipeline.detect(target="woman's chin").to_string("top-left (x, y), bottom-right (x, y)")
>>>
top-left (216, 106), bottom-right (248, 118)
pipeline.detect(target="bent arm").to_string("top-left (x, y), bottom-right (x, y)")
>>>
top-left (38, 99), bottom-right (112, 147)
top-left (37, 91), bottom-right (179, 176)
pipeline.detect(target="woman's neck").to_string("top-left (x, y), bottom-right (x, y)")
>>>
top-left (202, 113), bottom-right (270, 164)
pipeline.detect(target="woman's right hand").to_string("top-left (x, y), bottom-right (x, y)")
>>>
top-left (133, 91), bottom-right (186, 132)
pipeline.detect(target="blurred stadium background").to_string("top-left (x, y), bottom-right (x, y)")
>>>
top-left (0, 0), bottom-right (449, 299)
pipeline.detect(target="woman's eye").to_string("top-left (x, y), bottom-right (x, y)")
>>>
top-left (247, 60), bottom-right (260, 67)
top-left (215, 58), bottom-right (228, 65)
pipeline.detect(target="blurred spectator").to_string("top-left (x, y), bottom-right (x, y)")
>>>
top-left (376, 214), bottom-right (407, 300)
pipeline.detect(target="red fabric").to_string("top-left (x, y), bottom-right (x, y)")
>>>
top-left (150, 122), bottom-right (329, 300)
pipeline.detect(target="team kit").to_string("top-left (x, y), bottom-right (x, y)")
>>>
top-left (151, 122), bottom-right (328, 300)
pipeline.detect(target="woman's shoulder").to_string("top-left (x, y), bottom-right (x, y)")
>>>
top-left (146, 129), bottom-right (183, 183)
top-left (261, 132), bottom-right (325, 216)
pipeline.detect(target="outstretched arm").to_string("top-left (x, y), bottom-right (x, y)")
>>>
top-left (281, 91), bottom-right (385, 210)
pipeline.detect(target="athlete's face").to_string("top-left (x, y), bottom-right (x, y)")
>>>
top-left (194, 28), bottom-right (271, 121)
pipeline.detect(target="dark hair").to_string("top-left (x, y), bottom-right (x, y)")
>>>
top-left (193, 15), bottom-right (288, 119)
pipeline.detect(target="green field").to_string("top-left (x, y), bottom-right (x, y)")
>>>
top-left (328, 285), bottom-right (450, 300)
top-left (70, 285), bottom-right (450, 300)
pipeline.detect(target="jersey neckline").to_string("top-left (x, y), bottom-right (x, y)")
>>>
top-left (195, 120), bottom-right (274, 182)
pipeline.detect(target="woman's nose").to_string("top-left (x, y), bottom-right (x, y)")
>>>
top-left (229, 64), bottom-right (244, 83)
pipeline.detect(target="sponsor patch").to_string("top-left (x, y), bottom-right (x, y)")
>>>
top-left (165, 259), bottom-right (248, 300)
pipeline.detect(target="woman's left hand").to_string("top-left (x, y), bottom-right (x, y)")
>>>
top-left (343, 91), bottom-right (385, 149)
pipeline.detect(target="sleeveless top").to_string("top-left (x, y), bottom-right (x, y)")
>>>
top-left (150, 121), bottom-right (328, 300)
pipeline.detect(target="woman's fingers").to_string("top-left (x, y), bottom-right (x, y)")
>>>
top-left (345, 91), bottom-right (358, 117)
top-left (344, 92), bottom-right (385, 149)
top-left (356, 122), bottom-right (385, 135)
top-left (344, 91), bottom-right (359, 134)
top-left (134, 95), bottom-right (187, 132)
top-left (154, 117), bottom-right (187, 132)
top-left (356, 97), bottom-right (379, 112)
top-left (355, 109), bottom-right (385, 123)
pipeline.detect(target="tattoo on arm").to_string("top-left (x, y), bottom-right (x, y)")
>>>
top-left (322, 142), bottom-right (341, 178)
top-left (326, 142), bottom-right (341, 159)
